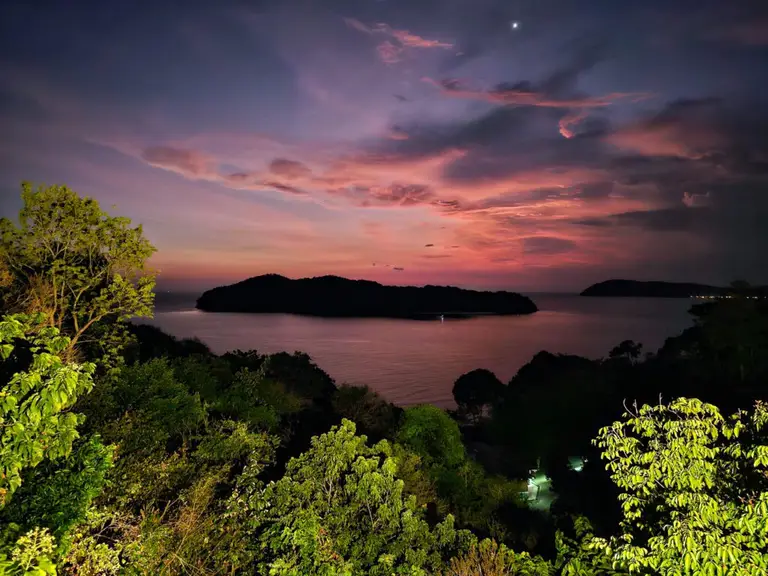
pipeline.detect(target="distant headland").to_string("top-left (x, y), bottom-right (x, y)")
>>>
top-left (195, 274), bottom-right (538, 319)
top-left (581, 279), bottom-right (767, 298)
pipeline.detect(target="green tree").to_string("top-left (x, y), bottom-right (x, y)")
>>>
top-left (332, 384), bottom-right (402, 441)
top-left (396, 405), bottom-right (466, 469)
top-left (452, 369), bottom-right (505, 423)
top-left (396, 405), bottom-right (522, 532)
top-left (0, 183), bottom-right (156, 369)
top-left (0, 527), bottom-right (57, 576)
top-left (441, 538), bottom-right (550, 576)
top-left (213, 368), bottom-right (302, 431)
top-left (562, 397), bottom-right (768, 575)
top-left (0, 436), bottom-right (112, 553)
top-left (229, 419), bottom-right (473, 575)
top-left (0, 314), bottom-right (95, 506)
top-left (607, 340), bottom-right (642, 364)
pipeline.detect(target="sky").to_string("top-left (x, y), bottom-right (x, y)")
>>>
top-left (1, 0), bottom-right (767, 292)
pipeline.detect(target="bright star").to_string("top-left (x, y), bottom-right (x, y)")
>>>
top-left (511, 21), bottom-right (520, 30)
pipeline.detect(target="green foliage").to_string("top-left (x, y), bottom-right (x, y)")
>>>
top-left (0, 314), bottom-right (94, 506)
top-left (693, 297), bottom-right (768, 385)
top-left (82, 358), bottom-right (205, 454)
top-left (66, 422), bottom-right (277, 575)
top-left (61, 510), bottom-right (123, 576)
top-left (397, 405), bottom-right (466, 469)
top-left (332, 385), bottom-right (402, 441)
top-left (441, 538), bottom-right (551, 576)
top-left (554, 516), bottom-right (620, 575)
top-left (170, 353), bottom-right (228, 399)
top-left (452, 369), bottom-right (505, 423)
top-left (0, 528), bottom-right (57, 576)
top-left (230, 419), bottom-right (473, 575)
top-left (389, 443), bottom-right (439, 509)
top-left (214, 368), bottom-right (302, 431)
top-left (256, 351), bottom-right (337, 400)
top-left (491, 351), bottom-right (611, 469)
top-left (0, 182), bottom-right (156, 371)
top-left (126, 323), bottom-right (211, 365)
top-left (0, 436), bottom-right (112, 553)
top-left (563, 397), bottom-right (768, 575)
top-left (396, 405), bottom-right (525, 535)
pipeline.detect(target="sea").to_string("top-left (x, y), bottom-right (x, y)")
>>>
top-left (145, 293), bottom-right (694, 408)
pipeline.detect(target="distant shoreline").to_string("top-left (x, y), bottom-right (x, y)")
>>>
top-left (581, 279), bottom-right (768, 299)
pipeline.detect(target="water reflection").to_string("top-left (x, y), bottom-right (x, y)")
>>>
top-left (145, 295), bottom-right (694, 407)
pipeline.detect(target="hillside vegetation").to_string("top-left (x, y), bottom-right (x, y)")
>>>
top-left (1, 182), bottom-right (766, 575)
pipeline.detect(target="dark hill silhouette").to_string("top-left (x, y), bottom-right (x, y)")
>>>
top-left (581, 279), bottom-right (726, 298)
top-left (195, 274), bottom-right (538, 318)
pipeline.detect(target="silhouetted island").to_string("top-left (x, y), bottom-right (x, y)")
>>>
top-left (581, 279), bottom-right (725, 298)
top-left (196, 274), bottom-right (538, 319)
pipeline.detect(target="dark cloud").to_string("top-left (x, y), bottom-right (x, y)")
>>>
top-left (426, 39), bottom-right (652, 110)
top-left (262, 180), bottom-right (306, 195)
top-left (370, 75), bottom-right (768, 280)
top-left (329, 183), bottom-right (435, 208)
top-left (577, 181), bottom-right (613, 199)
top-left (424, 243), bottom-right (434, 247)
top-left (572, 217), bottom-right (613, 228)
top-left (269, 158), bottom-right (312, 179)
top-left (522, 236), bottom-right (577, 255)
top-left (393, 266), bottom-right (405, 271)
top-left (575, 207), bottom-right (711, 233)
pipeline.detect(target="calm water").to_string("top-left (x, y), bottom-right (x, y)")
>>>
top-left (145, 294), bottom-right (694, 407)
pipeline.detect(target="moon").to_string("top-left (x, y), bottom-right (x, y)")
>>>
top-left (511, 21), bottom-right (520, 30)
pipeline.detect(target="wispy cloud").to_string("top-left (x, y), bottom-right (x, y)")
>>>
top-left (142, 147), bottom-right (216, 178)
top-left (344, 16), bottom-right (454, 64)
top-left (423, 77), bottom-right (653, 109)
top-left (603, 99), bottom-right (726, 159)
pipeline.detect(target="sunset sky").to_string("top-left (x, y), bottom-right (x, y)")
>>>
top-left (1, 0), bottom-right (767, 292)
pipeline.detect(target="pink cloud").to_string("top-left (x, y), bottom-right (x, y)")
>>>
top-left (141, 146), bottom-right (216, 178)
top-left (682, 191), bottom-right (711, 208)
top-left (604, 118), bottom-right (724, 159)
top-left (377, 41), bottom-right (403, 65)
top-left (269, 158), bottom-right (313, 179)
top-left (130, 118), bottom-right (691, 287)
top-left (423, 77), bottom-right (653, 109)
top-left (558, 111), bottom-right (588, 139)
top-left (344, 16), bottom-right (454, 65)
top-left (388, 28), bottom-right (453, 49)
top-left (387, 127), bottom-right (410, 140)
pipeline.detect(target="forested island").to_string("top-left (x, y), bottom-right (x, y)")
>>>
top-left (582, 279), bottom-right (768, 298)
top-left (196, 273), bottom-right (538, 318)
top-left (581, 279), bottom-right (726, 298)
top-left (1, 183), bottom-right (767, 575)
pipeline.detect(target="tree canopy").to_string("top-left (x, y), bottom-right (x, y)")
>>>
top-left (0, 183), bottom-right (156, 369)
top-left (230, 419), bottom-right (473, 575)
top-left (452, 368), bottom-right (505, 422)
top-left (562, 397), bottom-right (768, 574)
top-left (0, 314), bottom-right (95, 506)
